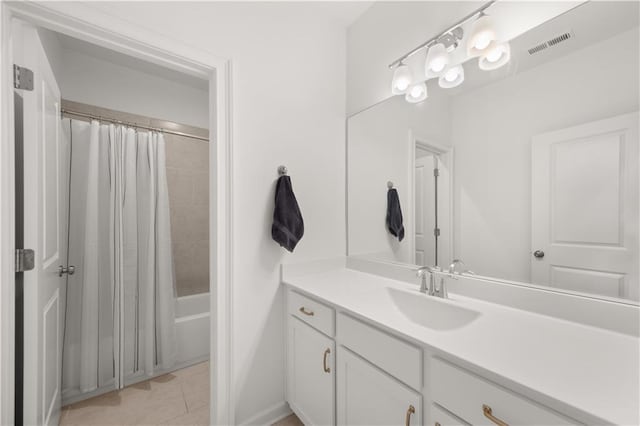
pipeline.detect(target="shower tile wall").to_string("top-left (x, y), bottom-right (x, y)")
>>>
top-left (164, 126), bottom-right (210, 297)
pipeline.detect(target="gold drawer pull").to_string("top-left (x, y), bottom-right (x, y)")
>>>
top-left (483, 404), bottom-right (509, 426)
top-left (405, 405), bottom-right (415, 426)
top-left (323, 348), bottom-right (331, 373)
top-left (299, 306), bottom-right (314, 316)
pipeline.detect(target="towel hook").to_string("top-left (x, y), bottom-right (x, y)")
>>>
top-left (387, 181), bottom-right (394, 189)
top-left (278, 165), bottom-right (288, 176)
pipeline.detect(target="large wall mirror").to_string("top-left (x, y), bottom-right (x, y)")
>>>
top-left (347, 1), bottom-right (639, 303)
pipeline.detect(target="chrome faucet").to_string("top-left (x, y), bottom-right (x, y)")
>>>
top-left (447, 259), bottom-right (475, 277)
top-left (416, 266), bottom-right (439, 295)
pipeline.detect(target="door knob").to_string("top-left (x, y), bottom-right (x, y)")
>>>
top-left (533, 250), bottom-right (545, 259)
top-left (58, 265), bottom-right (75, 277)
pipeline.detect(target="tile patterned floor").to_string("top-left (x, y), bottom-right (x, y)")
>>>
top-left (272, 414), bottom-right (304, 426)
top-left (59, 360), bottom-right (304, 425)
top-left (60, 361), bottom-right (210, 425)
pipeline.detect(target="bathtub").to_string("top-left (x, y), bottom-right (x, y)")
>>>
top-left (175, 293), bottom-right (210, 366)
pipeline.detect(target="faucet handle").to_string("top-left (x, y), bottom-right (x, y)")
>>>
top-left (416, 265), bottom-right (439, 278)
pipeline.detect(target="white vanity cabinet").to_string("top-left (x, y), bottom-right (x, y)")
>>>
top-left (287, 291), bottom-right (336, 425)
top-left (285, 286), bottom-right (582, 426)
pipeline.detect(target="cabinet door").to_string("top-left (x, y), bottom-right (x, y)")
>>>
top-left (337, 346), bottom-right (421, 426)
top-left (288, 317), bottom-right (335, 425)
top-left (430, 404), bottom-right (469, 426)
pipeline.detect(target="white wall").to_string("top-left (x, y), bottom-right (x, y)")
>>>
top-left (37, 28), bottom-right (64, 82)
top-left (38, 27), bottom-right (209, 129)
top-left (451, 28), bottom-right (640, 282)
top-left (348, 90), bottom-right (450, 263)
top-left (33, 2), bottom-right (348, 423)
top-left (59, 45), bottom-right (209, 129)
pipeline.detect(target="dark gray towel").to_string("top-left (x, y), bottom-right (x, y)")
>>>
top-left (386, 188), bottom-right (404, 241)
top-left (272, 175), bottom-right (304, 252)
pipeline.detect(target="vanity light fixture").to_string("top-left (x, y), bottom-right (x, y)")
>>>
top-left (391, 63), bottom-right (412, 94)
top-left (425, 43), bottom-right (450, 78)
top-left (388, 0), bottom-right (499, 102)
top-left (478, 41), bottom-right (511, 70)
top-left (405, 82), bottom-right (428, 103)
top-left (467, 12), bottom-right (498, 57)
top-left (438, 64), bottom-right (465, 88)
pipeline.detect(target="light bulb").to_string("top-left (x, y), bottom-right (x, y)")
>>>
top-left (474, 33), bottom-right (492, 50)
top-left (485, 46), bottom-right (503, 63)
top-left (430, 58), bottom-right (446, 73)
top-left (478, 41), bottom-right (511, 71)
top-left (405, 82), bottom-right (428, 103)
top-left (467, 14), bottom-right (497, 57)
top-left (391, 64), bottom-right (412, 95)
top-left (438, 64), bottom-right (464, 89)
top-left (397, 79), bottom-right (410, 91)
top-left (444, 68), bottom-right (459, 82)
top-left (425, 43), bottom-right (449, 78)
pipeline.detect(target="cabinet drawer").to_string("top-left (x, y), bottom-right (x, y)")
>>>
top-left (431, 358), bottom-right (577, 425)
top-left (337, 313), bottom-right (421, 390)
top-left (289, 290), bottom-right (335, 337)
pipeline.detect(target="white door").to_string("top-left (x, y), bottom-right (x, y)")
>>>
top-left (414, 154), bottom-right (436, 265)
top-left (16, 22), bottom-right (68, 425)
top-left (336, 346), bottom-right (421, 426)
top-left (288, 318), bottom-right (335, 425)
top-left (532, 112), bottom-right (639, 301)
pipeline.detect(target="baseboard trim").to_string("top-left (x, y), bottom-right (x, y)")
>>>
top-left (238, 400), bottom-right (292, 425)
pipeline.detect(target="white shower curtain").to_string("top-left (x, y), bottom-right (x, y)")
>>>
top-left (62, 118), bottom-right (176, 395)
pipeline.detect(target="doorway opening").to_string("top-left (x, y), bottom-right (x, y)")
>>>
top-left (10, 16), bottom-right (220, 426)
top-left (410, 135), bottom-right (453, 269)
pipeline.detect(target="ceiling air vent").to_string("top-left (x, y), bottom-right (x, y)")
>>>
top-left (527, 30), bottom-right (574, 55)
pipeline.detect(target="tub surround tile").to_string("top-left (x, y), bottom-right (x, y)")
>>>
top-left (165, 132), bottom-right (209, 297)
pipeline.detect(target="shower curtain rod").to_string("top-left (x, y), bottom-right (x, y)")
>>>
top-left (61, 108), bottom-right (210, 142)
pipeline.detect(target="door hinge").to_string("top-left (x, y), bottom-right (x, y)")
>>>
top-left (15, 249), bottom-right (35, 272)
top-left (433, 168), bottom-right (440, 177)
top-left (434, 228), bottom-right (441, 237)
top-left (13, 64), bottom-right (34, 91)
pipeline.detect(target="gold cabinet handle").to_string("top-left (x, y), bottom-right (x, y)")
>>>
top-left (405, 405), bottom-right (415, 426)
top-left (483, 404), bottom-right (509, 426)
top-left (299, 306), bottom-right (314, 316)
top-left (323, 348), bottom-right (331, 373)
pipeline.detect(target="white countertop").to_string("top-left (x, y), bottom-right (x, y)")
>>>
top-left (283, 266), bottom-right (640, 425)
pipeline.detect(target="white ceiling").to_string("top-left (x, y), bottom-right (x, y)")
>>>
top-left (310, 1), bottom-right (374, 26)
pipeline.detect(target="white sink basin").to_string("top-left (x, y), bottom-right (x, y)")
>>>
top-left (387, 287), bottom-right (480, 331)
